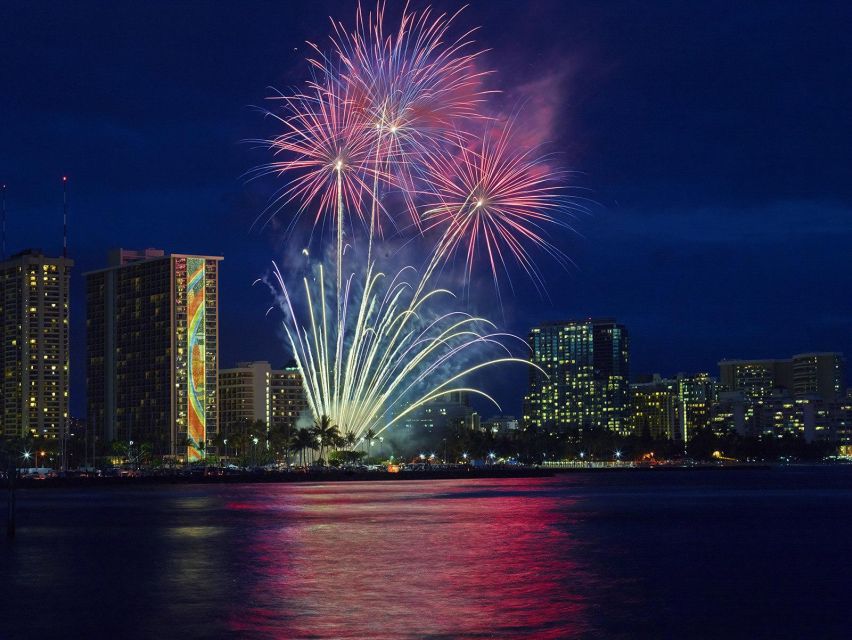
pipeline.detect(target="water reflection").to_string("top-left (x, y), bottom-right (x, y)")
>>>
top-left (229, 479), bottom-right (591, 639)
top-left (8, 472), bottom-right (851, 638)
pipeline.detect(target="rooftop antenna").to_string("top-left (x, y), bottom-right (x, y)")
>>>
top-left (62, 176), bottom-right (68, 258)
top-left (1, 183), bottom-right (6, 260)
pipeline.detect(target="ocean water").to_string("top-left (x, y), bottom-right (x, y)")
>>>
top-left (2, 469), bottom-right (851, 639)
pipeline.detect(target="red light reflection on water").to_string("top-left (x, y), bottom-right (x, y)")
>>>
top-left (227, 478), bottom-right (591, 639)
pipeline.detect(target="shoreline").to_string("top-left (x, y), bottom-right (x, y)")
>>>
top-left (4, 462), bottom-right (843, 490)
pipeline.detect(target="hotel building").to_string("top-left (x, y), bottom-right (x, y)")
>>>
top-left (0, 249), bottom-right (72, 439)
top-left (86, 248), bottom-right (221, 461)
top-left (719, 353), bottom-right (844, 401)
top-left (219, 362), bottom-right (309, 436)
top-left (524, 319), bottom-right (630, 434)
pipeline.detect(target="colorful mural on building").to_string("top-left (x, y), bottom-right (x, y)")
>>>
top-left (187, 257), bottom-right (206, 461)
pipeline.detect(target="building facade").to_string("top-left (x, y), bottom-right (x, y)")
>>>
top-left (0, 249), bottom-right (73, 440)
top-left (482, 415), bottom-right (520, 435)
top-left (716, 353), bottom-right (845, 444)
top-left (270, 367), bottom-right (309, 434)
top-left (630, 377), bottom-right (678, 440)
top-left (86, 248), bottom-right (221, 461)
top-left (631, 373), bottom-right (718, 441)
top-left (791, 353), bottom-right (844, 401)
top-left (220, 361), bottom-right (271, 430)
top-left (218, 362), bottom-right (309, 437)
top-left (677, 373), bottom-right (718, 438)
top-left (524, 319), bottom-right (629, 434)
top-left (718, 359), bottom-right (792, 401)
top-left (402, 390), bottom-right (481, 432)
top-left (720, 353), bottom-right (844, 402)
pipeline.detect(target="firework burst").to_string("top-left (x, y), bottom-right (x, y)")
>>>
top-left (252, 2), bottom-right (573, 444)
top-left (316, 1), bottom-right (491, 229)
top-left (420, 121), bottom-right (574, 297)
top-left (251, 72), bottom-right (389, 233)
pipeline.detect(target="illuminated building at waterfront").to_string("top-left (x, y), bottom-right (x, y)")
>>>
top-left (524, 319), bottom-right (629, 434)
top-left (0, 249), bottom-right (72, 439)
top-left (715, 353), bottom-right (846, 442)
top-left (270, 367), bottom-right (309, 433)
top-left (719, 353), bottom-right (844, 402)
top-left (630, 376), bottom-right (678, 440)
top-left (86, 248), bottom-right (221, 461)
top-left (402, 390), bottom-right (480, 432)
top-left (629, 373), bottom-right (716, 441)
top-left (219, 361), bottom-right (308, 435)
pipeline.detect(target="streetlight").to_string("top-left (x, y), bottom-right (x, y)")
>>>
top-left (252, 437), bottom-right (259, 468)
top-left (488, 452), bottom-right (496, 465)
top-left (615, 450), bottom-right (622, 461)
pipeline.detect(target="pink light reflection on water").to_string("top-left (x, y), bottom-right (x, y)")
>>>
top-left (226, 478), bottom-right (592, 639)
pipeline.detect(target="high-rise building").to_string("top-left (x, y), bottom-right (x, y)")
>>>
top-left (524, 319), bottom-right (629, 434)
top-left (791, 353), bottom-right (844, 401)
top-left (718, 359), bottom-right (793, 401)
top-left (270, 367), bottom-right (309, 434)
top-left (86, 248), bottom-right (221, 461)
top-left (838, 390), bottom-right (852, 456)
top-left (719, 354), bottom-right (845, 402)
top-left (677, 372), bottom-right (717, 438)
top-left (630, 377), bottom-right (678, 440)
top-left (219, 361), bottom-right (272, 430)
top-left (218, 362), bottom-right (309, 437)
top-left (631, 372), bottom-right (717, 442)
top-left (0, 249), bottom-right (72, 439)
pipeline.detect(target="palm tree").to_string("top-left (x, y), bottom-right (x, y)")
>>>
top-left (211, 431), bottom-right (229, 463)
top-left (362, 428), bottom-right (377, 453)
top-left (228, 431), bottom-right (251, 466)
top-left (343, 431), bottom-right (358, 451)
top-left (268, 426), bottom-right (291, 465)
top-left (292, 428), bottom-right (317, 466)
top-left (311, 415), bottom-right (340, 462)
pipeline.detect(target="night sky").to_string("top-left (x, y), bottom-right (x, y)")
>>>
top-left (3, 0), bottom-right (851, 418)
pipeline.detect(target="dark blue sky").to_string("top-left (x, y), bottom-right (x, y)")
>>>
top-left (3, 0), bottom-right (851, 417)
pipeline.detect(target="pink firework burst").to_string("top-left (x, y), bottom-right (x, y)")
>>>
top-left (313, 1), bottom-right (491, 227)
top-left (422, 122), bottom-right (575, 295)
top-left (250, 70), bottom-right (391, 236)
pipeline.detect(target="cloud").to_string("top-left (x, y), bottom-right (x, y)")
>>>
top-left (501, 66), bottom-right (570, 149)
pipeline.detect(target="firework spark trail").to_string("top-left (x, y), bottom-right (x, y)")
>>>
top-left (272, 261), bottom-right (535, 439)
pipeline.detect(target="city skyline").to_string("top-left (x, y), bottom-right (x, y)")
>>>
top-left (1, 242), bottom-right (849, 420)
top-left (3, 1), bottom-right (851, 420)
top-left (3, 4), bottom-right (852, 638)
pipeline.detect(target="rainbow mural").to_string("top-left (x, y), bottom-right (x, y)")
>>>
top-left (187, 257), bottom-right (206, 461)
